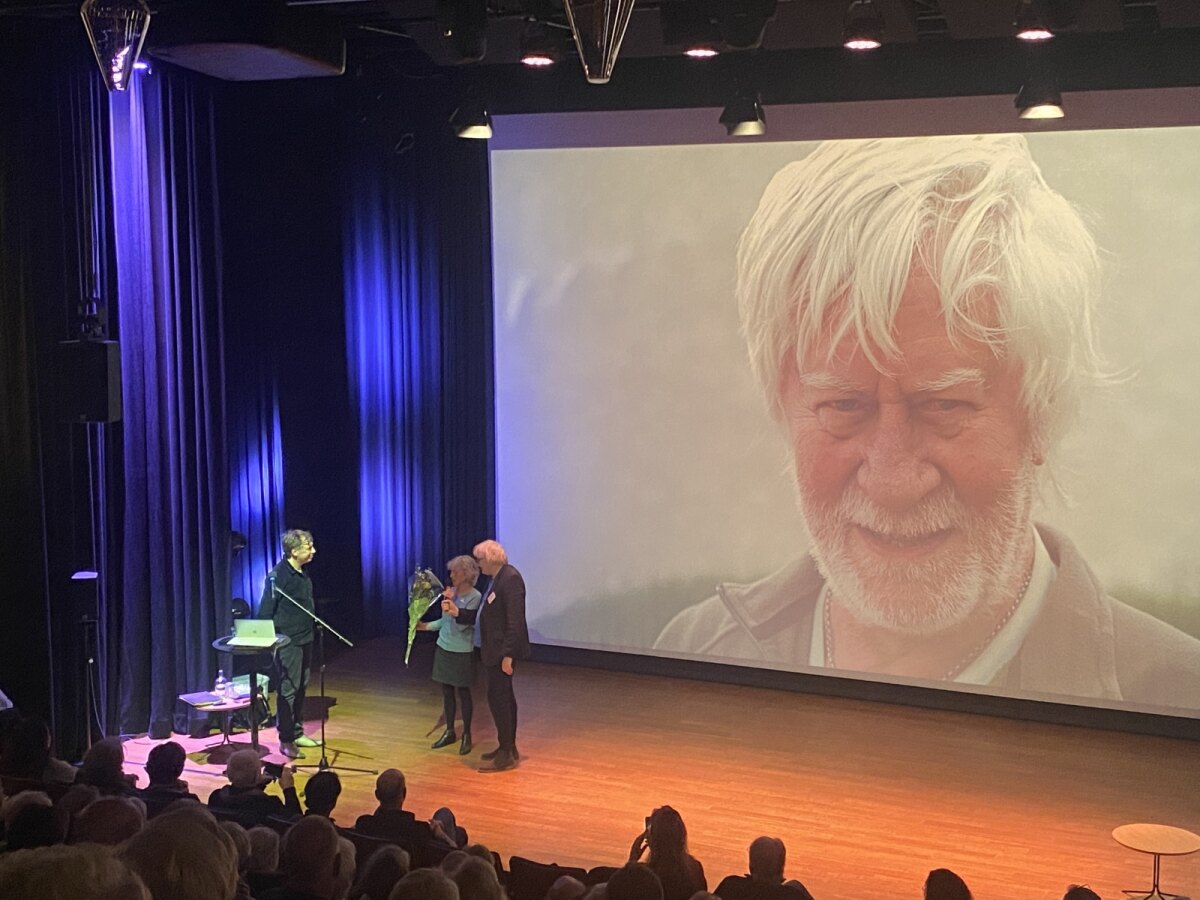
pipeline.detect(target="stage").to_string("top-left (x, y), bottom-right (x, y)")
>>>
top-left (118, 637), bottom-right (1200, 899)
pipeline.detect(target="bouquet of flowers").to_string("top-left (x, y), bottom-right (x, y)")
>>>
top-left (406, 567), bottom-right (445, 665)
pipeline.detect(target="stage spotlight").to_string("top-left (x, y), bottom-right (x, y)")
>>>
top-left (1014, 0), bottom-right (1053, 41)
top-left (519, 21), bottom-right (560, 67)
top-left (437, 0), bottom-right (488, 63)
top-left (720, 92), bottom-right (766, 137)
top-left (450, 97), bottom-right (492, 139)
top-left (80, 0), bottom-right (151, 92)
top-left (1015, 76), bottom-right (1064, 119)
top-left (843, 0), bottom-right (883, 50)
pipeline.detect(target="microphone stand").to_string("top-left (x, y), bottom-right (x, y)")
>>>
top-left (271, 582), bottom-right (376, 775)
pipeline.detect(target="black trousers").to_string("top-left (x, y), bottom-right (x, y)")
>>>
top-left (276, 641), bottom-right (312, 742)
top-left (484, 663), bottom-right (518, 752)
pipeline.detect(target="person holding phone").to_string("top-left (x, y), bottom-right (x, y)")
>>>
top-left (628, 806), bottom-right (707, 900)
top-left (417, 555), bottom-right (482, 755)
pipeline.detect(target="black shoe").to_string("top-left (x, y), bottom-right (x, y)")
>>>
top-left (459, 733), bottom-right (473, 756)
top-left (431, 729), bottom-right (457, 750)
top-left (480, 746), bottom-right (519, 761)
top-left (280, 742), bottom-right (304, 759)
top-left (479, 750), bottom-right (516, 772)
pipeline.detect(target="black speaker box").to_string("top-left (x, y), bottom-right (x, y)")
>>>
top-left (55, 340), bottom-right (122, 424)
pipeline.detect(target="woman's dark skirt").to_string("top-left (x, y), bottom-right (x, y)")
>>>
top-left (431, 645), bottom-right (474, 688)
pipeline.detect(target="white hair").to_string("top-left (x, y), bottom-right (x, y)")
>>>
top-left (737, 133), bottom-right (1105, 457)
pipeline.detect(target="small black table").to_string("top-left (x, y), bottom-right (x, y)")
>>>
top-left (211, 634), bottom-right (290, 755)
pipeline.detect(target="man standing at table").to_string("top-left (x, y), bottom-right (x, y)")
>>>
top-left (445, 539), bottom-right (530, 772)
top-left (260, 528), bottom-right (320, 759)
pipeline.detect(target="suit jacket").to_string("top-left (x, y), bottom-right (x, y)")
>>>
top-left (460, 564), bottom-right (531, 667)
top-left (654, 524), bottom-right (1200, 712)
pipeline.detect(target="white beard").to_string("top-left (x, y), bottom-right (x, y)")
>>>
top-left (798, 462), bottom-right (1037, 636)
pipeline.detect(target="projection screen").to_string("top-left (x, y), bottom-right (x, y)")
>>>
top-left (490, 109), bottom-right (1200, 719)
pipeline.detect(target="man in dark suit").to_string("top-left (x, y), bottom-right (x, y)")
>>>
top-left (445, 539), bottom-right (530, 772)
top-left (353, 768), bottom-right (459, 866)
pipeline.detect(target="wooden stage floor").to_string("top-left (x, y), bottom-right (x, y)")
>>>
top-left (119, 637), bottom-right (1200, 900)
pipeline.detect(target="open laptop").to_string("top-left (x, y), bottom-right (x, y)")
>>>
top-left (227, 618), bottom-right (278, 648)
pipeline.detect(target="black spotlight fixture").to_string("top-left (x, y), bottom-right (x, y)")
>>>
top-left (1015, 75), bottom-right (1064, 119)
top-left (843, 0), bottom-right (883, 50)
top-left (450, 95), bottom-right (492, 139)
top-left (437, 0), bottom-right (488, 63)
top-left (720, 91), bottom-right (766, 137)
top-left (1014, 0), bottom-right (1053, 41)
top-left (519, 20), bottom-right (560, 67)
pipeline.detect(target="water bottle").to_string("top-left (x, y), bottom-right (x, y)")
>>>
top-left (214, 669), bottom-right (228, 701)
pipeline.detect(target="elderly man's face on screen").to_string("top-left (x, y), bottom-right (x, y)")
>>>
top-left (779, 264), bottom-right (1039, 635)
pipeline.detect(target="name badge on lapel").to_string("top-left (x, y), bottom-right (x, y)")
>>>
top-left (486, 592), bottom-right (496, 605)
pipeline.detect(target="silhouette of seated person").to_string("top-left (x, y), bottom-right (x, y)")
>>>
top-left (715, 837), bottom-right (815, 900)
top-left (208, 748), bottom-right (301, 825)
top-left (352, 768), bottom-right (459, 865)
top-left (138, 741), bottom-right (199, 818)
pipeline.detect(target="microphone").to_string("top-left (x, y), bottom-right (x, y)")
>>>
top-left (269, 573), bottom-right (277, 595)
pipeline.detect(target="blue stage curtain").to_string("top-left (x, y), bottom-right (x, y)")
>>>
top-left (344, 89), bottom-right (496, 636)
top-left (109, 69), bottom-right (231, 736)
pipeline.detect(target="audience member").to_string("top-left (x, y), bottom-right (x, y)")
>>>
top-left (607, 862), bottom-right (664, 900)
top-left (628, 806), bottom-right (707, 900)
top-left (0, 717), bottom-right (77, 784)
top-left (0, 843), bottom-right (151, 900)
top-left (121, 803), bottom-right (240, 900)
top-left (925, 868), bottom-right (973, 900)
top-left (581, 887), bottom-right (606, 900)
top-left (440, 849), bottom-right (470, 874)
top-left (76, 737), bottom-right (138, 794)
top-left (349, 844), bottom-right (410, 900)
top-left (389, 868), bottom-right (460, 900)
top-left (715, 836), bottom-right (816, 900)
top-left (138, 741), bottom-right (199, 817)
top-left (353, 768), bottom-right (457, 864)
top-left (305, 770), bottom-right (343, 820)
top-left (1, 788), bottom-right (52, 833)
top-left (451, 855), bottom-right (504, 900)
top-left (208, 748), bottom-right (301, 824)
top-left (464, 842), bottom-right (497, 868)
top-left (1063, 888), bottom-right (1102, 900)
top-left (336, 836), bottom-right (358, 900)
top-left (688, 893), bottom-right (720, 900)
top-left (261, 813), bottom-right (345, 900)
top-left (73, 796), bottom-right (145, 846)
top-left (5, 802), bottom-right (65, 849)
top-left (546, 874), bottom-right (587, 900)
top-left (221, 819), bottom-right (253, 871)
top-left (247, 825), bottom-right (286, 897)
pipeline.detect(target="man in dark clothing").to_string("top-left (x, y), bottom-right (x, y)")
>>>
top-left (260, 814), bottom-right (346, 900)
top-left (208, 748), bottom-right (301, 826)
top-left (715, 837), bottom-right (815, 900)
top-left (260, 528), bottom-right (318, 759)
top-left (137, 740), bottom-right (199, 818)
top-left (445, 539), bottom-right (530, 772)
top-left (353, 768), bottom-right (458, 867)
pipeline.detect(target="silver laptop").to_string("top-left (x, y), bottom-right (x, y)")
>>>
top-left (227, 618), bottom-right (277, 648)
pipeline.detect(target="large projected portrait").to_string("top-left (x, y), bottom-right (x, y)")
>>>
top-left (491, 126), bottom-right (1200, 718)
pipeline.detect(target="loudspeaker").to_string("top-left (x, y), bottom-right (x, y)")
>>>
top-left (55, 340), bottom-right (122, 423)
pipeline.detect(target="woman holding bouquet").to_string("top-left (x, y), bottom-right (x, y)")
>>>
top-left (417, 554), bottom-right (482, 754)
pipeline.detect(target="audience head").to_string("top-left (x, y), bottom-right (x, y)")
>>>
top-left (220, 820), bottom-right (252, 871)
top-left (646, 805), bottom-right (690, 864)
top-left (581, 887), bottom-right (606, 900)
top-left (121, 804), bottom-right (239, 900)
top-left (6, 802), bottom-right (65, 849)
top-left (440, 849), bottom-right (470, 875)
top-left (464, 842), bottom-right (496, 867)
top-left (1064, 888), bottom-right (1102, 900)
top-left (0, 843), bottom-right (151, 900)
top-left (336, 836), bottom-right (357, 900)
top-left (306, 770), bottom-right (343, 817)
top-left (607, 862), bottom-right (664, 900)
top-left (73, 796), bottom-right (145, 845)
top-left (546, 874), bottom-right (587, 900)
top-left (78, 737), bottom-right (131, 790)
top-left (925, 868), bottom-right (973, 900)
top-left (1, 788), bottom-right (52, 831)
top-left (688, 894), bottom-right (720, 900)
top-left (247, 825), bottom-right (281, 874)
top-left (748, 836), bottom-right (787, 884)
top-left (280, 813), bottom-right (343, 899)
top-left (224, 748), bottom-right (268, 789)
top-left (0, 717), bottom-right (52, 778)
top-left (350, 844), bottom-right (410, 900)
top-left (389, 868), bottom-right (460, 900)
top-left (375, 768), bottom-right (407, 809)
top-left (144, 741), bottom-right (187, 787)
top-left (451, 855), bottom-right (503, 900)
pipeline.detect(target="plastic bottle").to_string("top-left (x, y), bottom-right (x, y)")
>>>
top-left (214, 669), bottom-right (228, 701)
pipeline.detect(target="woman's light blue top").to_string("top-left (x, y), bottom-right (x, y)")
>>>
top-left (426, 587), bottom-right (481, 653)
